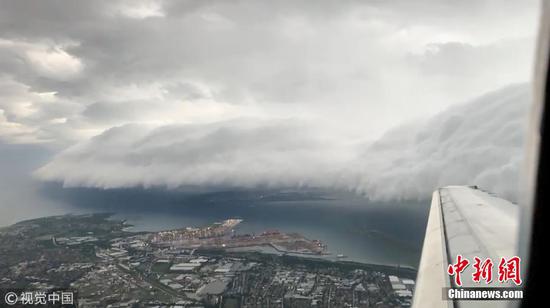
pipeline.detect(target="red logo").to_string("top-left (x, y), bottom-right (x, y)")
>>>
top-left (472, 257), bottom-right (493, 283)
top-left (447, 255), bottom-right (522, 286)
top-left (498, 256), bottom-right (522, 285)
top-left (447, 255), bottom-right (470, 286)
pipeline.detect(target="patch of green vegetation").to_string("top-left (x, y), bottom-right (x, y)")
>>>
top-left (37, 238), bottom-right (57, 248)
top-left (151, 261), bottom-right (172, 274)
top-left (222, 297), bottom-right (241, 308)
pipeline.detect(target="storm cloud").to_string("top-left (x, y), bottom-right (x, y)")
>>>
top-left (0, 1), bottom-right (539, 201)
top-left (354, 84), bottom-right (530, 201)
top-left (0, 0), bottom-right (538, 143)
top-left (35, 84), bottom-right (531, 200)
top-left (34, 119), bottom-right (354, 190)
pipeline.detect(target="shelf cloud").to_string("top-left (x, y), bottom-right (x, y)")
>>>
top-left (0, 0), bottom-right (538, 201)
top-left (35, 84), bottom-right (530, 201)
top-left (354, 84), bottom-right (530, 201)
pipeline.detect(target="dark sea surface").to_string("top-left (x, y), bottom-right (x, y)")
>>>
top-left (0, 142), bottom-right (431, 268)
top-left (34, 186), bottom-right (431, 268)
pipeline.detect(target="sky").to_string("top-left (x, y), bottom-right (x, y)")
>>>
top-left (0, 0), bottom-right (541, 201)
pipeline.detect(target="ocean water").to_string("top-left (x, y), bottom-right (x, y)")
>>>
top-left (37, 186), bottom-right (431, 268)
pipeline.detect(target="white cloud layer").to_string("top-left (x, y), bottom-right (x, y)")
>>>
top-left (35, 84), bottom-right (530, 200)
top-left (34, 119), bottom-right (354, 189)
top-left (0, 0), bottom-right (539, 145)
top-left (354, 84), bottom-right (530, 201)
top-left (0, 1), bottom-right (538, 201)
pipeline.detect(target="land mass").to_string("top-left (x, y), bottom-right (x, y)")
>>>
top-left (0, 213), bottom-right (416, 307)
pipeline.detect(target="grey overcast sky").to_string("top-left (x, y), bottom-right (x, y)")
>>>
top-left (0, 0), bottom-right (541, 200)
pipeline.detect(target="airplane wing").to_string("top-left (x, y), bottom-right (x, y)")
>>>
top-left (412, 186), bottom-right (520, 308)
